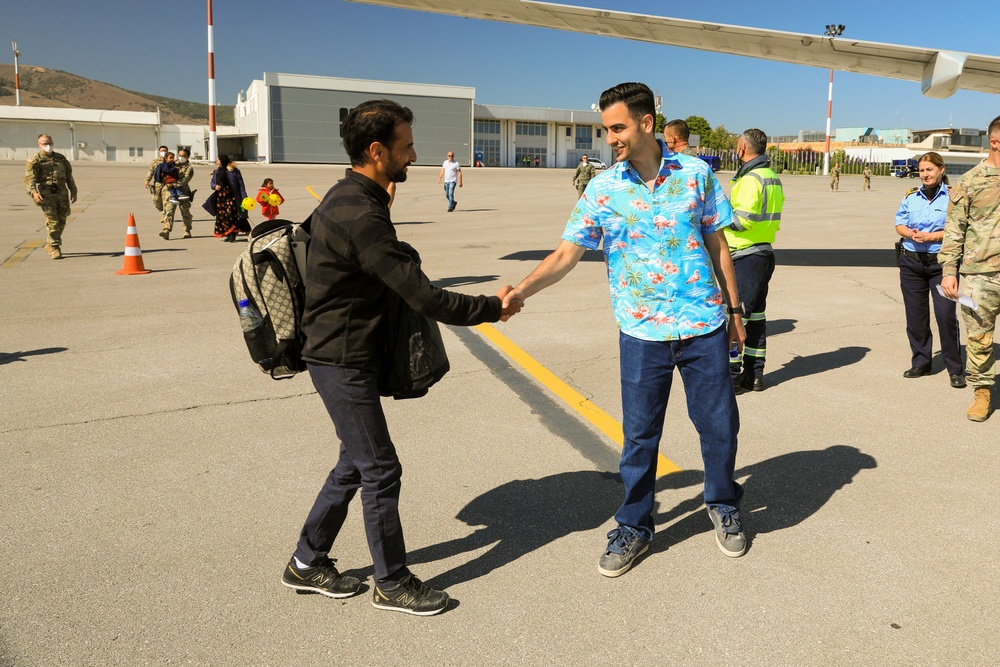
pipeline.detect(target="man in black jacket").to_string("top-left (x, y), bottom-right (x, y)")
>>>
top-left (280, 99), bottom-right (520, 616)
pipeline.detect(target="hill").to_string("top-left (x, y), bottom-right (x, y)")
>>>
top-left (0, 63), bottom-right (234, 125)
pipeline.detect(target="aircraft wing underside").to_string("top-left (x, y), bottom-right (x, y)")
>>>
top-left (348, 0), bottom-right (1000, 98)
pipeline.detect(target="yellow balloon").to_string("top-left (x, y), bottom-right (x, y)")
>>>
top-left (242, 197), bottom-right (257, 210)
top-left (268, 193), bottom-right (281, 207)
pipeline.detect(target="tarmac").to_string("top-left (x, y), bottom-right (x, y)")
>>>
top-left (1, 160), bottom-right (997, 667)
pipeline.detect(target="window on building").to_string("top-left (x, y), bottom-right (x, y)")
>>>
top-left (129, 147), bottom-right (136, 157)
top-left (515, 121), bottom-right (547, 136)
top-left (575, 126), bottom-right (593, 150)
top-left (137, 147), bottom-right (144, 157)
top-left (515, 146), bottom-right (547, 167)
top-left (475, 138), bottom-right (501, 166)
top-left (474, 120), bottom-right (500, 135)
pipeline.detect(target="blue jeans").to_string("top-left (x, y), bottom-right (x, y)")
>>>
top-left (443, 181), bottom-right (456, 210)
top-left (295, 363), bottom-right (409, 586)
top-left (616, 325), bottom-right (742, 539)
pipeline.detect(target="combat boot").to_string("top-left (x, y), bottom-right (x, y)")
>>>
top-left (159, 229), bottom-right (170, 240)
top-left (50, 245), bottom-right (63, 260)
top-left (967, 387), bottom-right (992, 422)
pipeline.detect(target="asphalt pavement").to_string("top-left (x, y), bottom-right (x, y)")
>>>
top-left (1, 161), bottom-right (997, 666)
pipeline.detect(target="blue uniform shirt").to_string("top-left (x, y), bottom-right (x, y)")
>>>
top-left (895, 184), bottom-right (950, 253)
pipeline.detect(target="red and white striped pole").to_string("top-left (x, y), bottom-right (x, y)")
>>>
top-left (823, 68), bottom-right (833, 176)
top-left (207, 0), bottom-right (218, 163)
top-left (12, 39), bottom-right (21, 106)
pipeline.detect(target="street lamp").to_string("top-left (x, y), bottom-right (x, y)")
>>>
top-left (822, 23), bottom-right (845, 176)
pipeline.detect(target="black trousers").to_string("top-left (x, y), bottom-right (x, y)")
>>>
top-left (294, 363), bottom-right (409, 586)
top-left (898, 254), bottom-right (962, 375)
top-left (731, 251), bottom-right (776, 380)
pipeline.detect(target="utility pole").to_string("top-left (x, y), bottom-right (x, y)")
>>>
top-left (12, 39), bottom-right (21, 106)
top-left (822, 24), bottom-right (845, 176)
top-left (207, 0), bottom-right (218, 163)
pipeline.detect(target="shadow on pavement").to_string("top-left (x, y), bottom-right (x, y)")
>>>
top-left (767, 318), bottom-right (797, 337)
top-left (764, 346), bottom-right (870, 388)
top-left (0, 346), bottom-right (68, 366)
top-left (400, 445), bottom-right (876, 588)
top-left (775, 248), bottom-right (895, 268)
top-left (500, 249), bottom-right (605, 262)
top-left (432, 275), bottom-right (499, 289)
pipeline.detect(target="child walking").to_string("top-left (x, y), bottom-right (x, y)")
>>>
top-left (256, 178), bottom-right (285, 221)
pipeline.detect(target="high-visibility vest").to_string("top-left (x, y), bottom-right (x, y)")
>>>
top-left (725, 167), bottom-right (784, 252)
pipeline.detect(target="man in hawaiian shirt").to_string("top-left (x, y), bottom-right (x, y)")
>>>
top-left (503, 82), bottom-right (748, 576)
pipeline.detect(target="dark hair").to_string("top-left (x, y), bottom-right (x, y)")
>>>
top-left (598, 82), bottom-right (655, 123)
top-left (159, 145), bottom-right (168, 151)
top-left (665, 119), bottom-right (689, 141)
top-left (261, 178), bottom-right (274, 188)
top-left (739, 128), bottom-right (767, 156)
top-left (341, 99), bottom-right (415, 167)
top-left (218, 154), bottom-right (231, 168)
top-left (989, 114), bottom-right (1000, 139)
top-left (165, 152), bottom-right (175, 159)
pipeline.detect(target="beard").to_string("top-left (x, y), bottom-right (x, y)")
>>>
top-left (386, 159), bottom-right (409, 183)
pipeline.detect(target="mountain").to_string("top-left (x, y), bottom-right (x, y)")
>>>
top-left (0, 63), bottom-right (234, 125)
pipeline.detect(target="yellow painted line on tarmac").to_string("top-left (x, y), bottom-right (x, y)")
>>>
top-left (475, 323), bottom-right (682, 477)
top-left (307, 186), bottom-right (322, 200)
top-left (1, 240), bottom-right (46, 268)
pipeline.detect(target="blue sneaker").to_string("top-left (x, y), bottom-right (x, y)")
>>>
top-left (707, 506), bottom-right (747, 557)
top-left (598, 524), bottom-right (649, 577)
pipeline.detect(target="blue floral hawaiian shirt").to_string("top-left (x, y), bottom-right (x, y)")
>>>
top-left (562, 141), bottom-right (734, 341)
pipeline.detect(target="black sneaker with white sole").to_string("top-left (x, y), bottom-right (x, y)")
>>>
top-left (281, 557), bottom-right (362, 598)
top-left (372, 573), bottom-right (449, 616)
top-left (707, 506), bottom-right (747, 557)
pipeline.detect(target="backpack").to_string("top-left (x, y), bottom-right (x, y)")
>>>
top-left (229, 217), bottom-right (311, 379)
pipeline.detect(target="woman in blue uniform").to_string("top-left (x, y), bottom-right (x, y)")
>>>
top-left (894, 151), bottom-right (965, 388)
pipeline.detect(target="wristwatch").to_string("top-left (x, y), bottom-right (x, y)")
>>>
top-left (725, 302), bottom-right (746, 317)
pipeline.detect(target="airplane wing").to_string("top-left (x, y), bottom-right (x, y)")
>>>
top-left (347, 0), bottom-right (1000, 98)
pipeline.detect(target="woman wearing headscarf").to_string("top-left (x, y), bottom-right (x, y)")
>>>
top-left (211, 155), bottom-right (249, 242)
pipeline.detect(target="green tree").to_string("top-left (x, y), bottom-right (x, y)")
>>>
top-left (706, 125), bottom-right (737, 151)
top-left (685, 115), bottom-right (712, 145)
top-left (655, 113), bottom-right (667, 134)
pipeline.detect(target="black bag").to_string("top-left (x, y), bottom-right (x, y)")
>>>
top-left (229, 218), bottom-right (311, 379)
top-left (202, 191), bottom-right (219, 216)
top-left (378, 244), bottom-right (450, 399)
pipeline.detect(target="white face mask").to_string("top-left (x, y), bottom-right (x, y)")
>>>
top-left (41, 145), bottom-right (53, 153)
top-left (159, 151), bottom-right (167, 158)
top-left (176, 157), bottom-right (187, 164)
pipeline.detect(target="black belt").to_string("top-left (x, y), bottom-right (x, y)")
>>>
top-left (901, 248), bottom-right (937, 263)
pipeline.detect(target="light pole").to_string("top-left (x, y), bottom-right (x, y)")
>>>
top-left (822, 23), bottom-right (845, 176)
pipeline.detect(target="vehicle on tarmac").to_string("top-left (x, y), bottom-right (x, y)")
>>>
top-left (892, 158), bottom-right (920, 178)
top-left (699, 154), bottom-right (722, 172)
top-left (589, 159), bottom-right (609, 170)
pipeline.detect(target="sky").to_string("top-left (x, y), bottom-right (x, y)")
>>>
top-left (6, 1), bottom-right (999, 135)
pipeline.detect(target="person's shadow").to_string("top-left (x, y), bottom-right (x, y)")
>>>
top-left (0, 347), bottom-right (68, 366)
top-left (399, 445), bottom-right (876, 587)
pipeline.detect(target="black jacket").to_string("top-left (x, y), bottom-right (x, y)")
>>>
top-left (301, 170), bottom-right (501, 369)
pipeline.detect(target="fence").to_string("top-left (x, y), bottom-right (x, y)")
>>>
top-left (697, 148), bottom-right (892, 176)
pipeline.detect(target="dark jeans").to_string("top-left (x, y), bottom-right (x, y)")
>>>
top-left (294, 363), bottom-right (409, 586)
top-left (731, 251), bottom-right (776, 380)
top-left (898, 254), bottom-right (962, 375)
top-left (616, 325), bottom-right (742, 539)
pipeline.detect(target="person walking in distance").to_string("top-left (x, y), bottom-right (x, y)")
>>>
top-left (25, 134), bottom-right (78, 260)
top-left (281, 99), bottom-right (521, 616)
top-left (502, 82), bottom-right (748, 576)
top-left (572, 154), bottom-right (596, 198)
top-left (437, 151), bottom-right (462, 211)
top-left (144, 145), bottom-right (168, 213)
top-left (161, 148), bottom-right (196, 240)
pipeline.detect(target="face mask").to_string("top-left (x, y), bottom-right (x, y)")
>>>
top-left (177, 157), bottom-right (187, 164)
top-left (159, 151), bottom-right (167, 158)
top-left (41, 145), bottom-right (53, 153)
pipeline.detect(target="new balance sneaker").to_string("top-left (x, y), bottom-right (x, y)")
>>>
top-left (280, 557), bottom-right (362, 598)
top-left (707, 506), bottom-right (747, 557)
top-left (372, 573), bottom-right (449, 616)
top-left (597, 524), bottom-right (649, 577)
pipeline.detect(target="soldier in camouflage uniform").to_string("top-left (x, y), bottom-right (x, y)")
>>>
top-left (25, 134), bottom-right (78, 260)
top-left (830, 163), bottom-right (841, 191)
top-left (862, 165), bottom-right (872, 191)
top-left (940, 114), bottom-right (1000, 422)
top-left (143, 145), bottom-right (168, 213)
top-left (664, 119), bottom-right (700, 157)
top-left (159, 148), bottom-right (196, 240)
top-left (572, 154), bottom-right (596, 197)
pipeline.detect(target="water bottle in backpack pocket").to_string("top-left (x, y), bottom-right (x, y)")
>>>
top-left (237, 298), bottom-right (274, 367)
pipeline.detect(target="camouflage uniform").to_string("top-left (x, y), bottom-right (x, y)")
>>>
top-left (25, 149), bottom-right (77, 259)
top-left (145, 156), bottom-right (165, 212)
top-left (572, 160), bottom-right (596, 196)
top-left (160, 161), bottom-right (195, 237)
top-left (680, 147), bottom-right (700, 157)
top-left (940, 160), bottom-right (1000, 389)
top-left (862, 166), bottom-right (872, 191)
top-left (830, 164), bottom-right (840, 191)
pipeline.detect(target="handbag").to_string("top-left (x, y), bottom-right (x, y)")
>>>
top-left (377, 243), bottom-right (450, 399)
top-left (202, 190), bottom-right (219, 216)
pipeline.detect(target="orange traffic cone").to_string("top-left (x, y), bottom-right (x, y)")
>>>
top-left (115, 213), bottom-right (152, 275)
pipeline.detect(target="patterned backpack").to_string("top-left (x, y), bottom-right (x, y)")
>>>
top-left (229, 217), bottom-right (311, 379)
